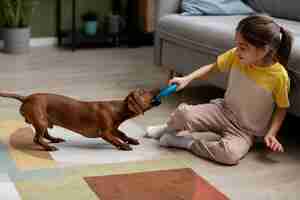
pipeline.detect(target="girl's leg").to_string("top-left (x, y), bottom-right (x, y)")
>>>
top-left (144, 124), bottom-right (176, 139)
top-left (146, 102), bottom-right (227, 140)
top-left (166, 102), bottom-right (227, 133)
top-left (157, 102), bottom-right (254, 165)
top-left (159, 131), bottom-right (221, 150)
top-left (190, 131), bottom-right (254, 165)
top-left (159, 133), bottom-right (194, 149)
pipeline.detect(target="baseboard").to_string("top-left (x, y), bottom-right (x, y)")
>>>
top-left (30, 37), bottom-right (57, 47)
top-left (0, 37), bottom-right (57, 48)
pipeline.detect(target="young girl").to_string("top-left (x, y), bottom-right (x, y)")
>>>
top-left (145, 14), bottom-right (294, 165)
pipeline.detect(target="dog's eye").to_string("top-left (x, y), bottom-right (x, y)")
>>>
top-left (138, 90), bottom-right (144, 95)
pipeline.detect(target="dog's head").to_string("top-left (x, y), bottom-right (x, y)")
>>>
top-left (125, 88), bottom-right (160, 116)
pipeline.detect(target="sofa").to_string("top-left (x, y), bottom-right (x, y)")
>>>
top-left (154, 0), bottom-right (300, 116)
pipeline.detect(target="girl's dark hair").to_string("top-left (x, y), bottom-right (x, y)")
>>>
top-left (236, 14), bottom-right (294, 67)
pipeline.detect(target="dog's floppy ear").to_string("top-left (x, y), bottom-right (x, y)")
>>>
top-left (126, 91), bottom-right (144, 115)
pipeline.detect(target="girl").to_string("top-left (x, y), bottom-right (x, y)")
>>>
top-left (145, 14), bottom-right (294, 165)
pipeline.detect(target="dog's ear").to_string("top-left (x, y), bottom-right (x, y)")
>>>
top-left (125, 91), bottom-right (144, 115)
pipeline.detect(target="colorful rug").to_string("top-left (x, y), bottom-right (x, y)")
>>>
top-left (85, 168), bottom-right (229, 200)
top-left (0, 119), bottom-right (229, 200)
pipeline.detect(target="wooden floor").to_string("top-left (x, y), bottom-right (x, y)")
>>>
top-left (0, 46), bottom-right (300, 200)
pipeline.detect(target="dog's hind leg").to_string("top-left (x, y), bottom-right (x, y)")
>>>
top-left (44, 130), bottom-right (65, 143)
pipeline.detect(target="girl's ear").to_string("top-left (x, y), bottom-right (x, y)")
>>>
top-left (262, 45), bottom-right (272, 57)
top-left (258, 45), bottom-right (273, 62)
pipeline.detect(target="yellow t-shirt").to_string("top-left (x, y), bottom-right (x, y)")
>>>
top-left (214, 48), bottom-right (290, 136)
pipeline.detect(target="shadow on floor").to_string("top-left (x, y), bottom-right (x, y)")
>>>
top-left (172, 84), bottom-right (225, 105)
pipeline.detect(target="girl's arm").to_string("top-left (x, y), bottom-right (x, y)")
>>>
top-left (169, 63), bottom-right (218, 90)
top-left (264, 107), bottom-right (287, 152)
top-left (185, 63), bottom-right (218, 81)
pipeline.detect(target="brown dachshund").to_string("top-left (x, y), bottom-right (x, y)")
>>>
top-left (0, 89), bottom-right (159, 151)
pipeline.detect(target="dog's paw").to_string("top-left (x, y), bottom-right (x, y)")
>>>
top-left (127, 138), bottom-right (139, 145)
top-left (45, 146), bottom-right (59, 151)
top-left (51, 138), bottom-right (66, 143)
top-left (118, 144), bottom-right (133, 151)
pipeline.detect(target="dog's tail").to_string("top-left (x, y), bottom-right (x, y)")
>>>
top-left (0, 92), bottom-right (26, 102)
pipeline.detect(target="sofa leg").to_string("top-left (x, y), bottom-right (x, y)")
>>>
top-left (154, 37), bottom-right (163, 66)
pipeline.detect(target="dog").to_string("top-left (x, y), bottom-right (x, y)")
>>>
top-left (0, 89), bottom-right (159, 151)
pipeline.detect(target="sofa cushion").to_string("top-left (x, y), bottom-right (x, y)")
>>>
top-left (246, 0), bottom-right (300, 21)
top-left (158, 14), bottom-right (300, 72)
top-left (158, 14), bottom-right (243, 52)
top-left (181, 0), bottom-right (254, 16)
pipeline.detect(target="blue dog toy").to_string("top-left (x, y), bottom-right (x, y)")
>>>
top-left (151, 83), bottom-right (178, 106)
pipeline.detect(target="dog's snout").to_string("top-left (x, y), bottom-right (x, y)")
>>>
top-left (150, 89), bottom-right (160, 97)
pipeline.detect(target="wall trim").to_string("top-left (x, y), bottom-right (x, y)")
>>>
top-left (30, 37), bottom-right (57, 47)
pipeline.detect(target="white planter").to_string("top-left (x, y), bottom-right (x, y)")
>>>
top-left (2, 27), bottom-right (31, 54)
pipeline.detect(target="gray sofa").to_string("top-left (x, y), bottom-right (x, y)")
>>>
top-left (154, 0), bottom-right (300, 116)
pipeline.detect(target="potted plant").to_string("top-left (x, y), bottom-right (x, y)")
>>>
top-left (0, 0), bottom-right (38, 53)
top-left (81, 10), bottom-right (98, 36)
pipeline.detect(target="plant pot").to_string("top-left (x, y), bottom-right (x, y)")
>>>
top-left (83, 21), bottom-right (98, 36)
top-left (2, 27), bottom-right (30, 54)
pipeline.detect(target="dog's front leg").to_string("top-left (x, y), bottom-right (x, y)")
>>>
top-left (44, 130), bottom-right (65, 143)
top-left (101, 129), bottom-right (132, 151)
top-left (33, 127), bottom-right (58, 151)
top-left (113, 129), bottom-right (139, 145)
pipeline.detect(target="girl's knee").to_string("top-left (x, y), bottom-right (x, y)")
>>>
top-left (220, 152), bottom-right (241, 165)
top-left (167, 103), bottom-right (194, 130)
top-left (217, 141), bottom-right (244, 165)
top-left (175, 103), bottom-right (194, 121)
top-left (191, 140), bottom-right (242, 165)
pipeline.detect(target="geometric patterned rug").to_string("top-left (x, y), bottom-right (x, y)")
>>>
top-left (85, 168), bottom-right (229, 200)
top-left (3, 120), bottom-right (173, 171)
top-left (0, 119), bottom-right (229, 200)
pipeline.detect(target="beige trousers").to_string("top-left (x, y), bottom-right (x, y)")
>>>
top-left (167, 102), bottom-right (254, 165)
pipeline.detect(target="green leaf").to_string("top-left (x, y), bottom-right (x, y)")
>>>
top-left (0, 0), bottom-right (38, 28)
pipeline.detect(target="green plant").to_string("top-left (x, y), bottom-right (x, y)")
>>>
top-left (81, 10), bottom-right (98, 21)
top-left (0, 0), bottom-right (38, 28)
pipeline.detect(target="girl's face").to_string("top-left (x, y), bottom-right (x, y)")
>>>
top-left (235, 32), bottom-right (270, 66)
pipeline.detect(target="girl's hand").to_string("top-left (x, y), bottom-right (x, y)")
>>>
top-left (264, 134), bottom-right (284, 152)
top-left (168, 76), bottom-right (191, 91)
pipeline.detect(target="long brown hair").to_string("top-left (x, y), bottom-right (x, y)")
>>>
top-left (236, 14), bottom-right (294, 67)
